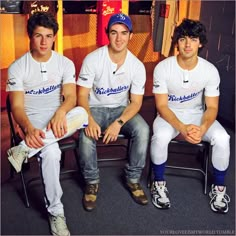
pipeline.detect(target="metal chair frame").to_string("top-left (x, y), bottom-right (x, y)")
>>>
top-left (147, 138), bottom-right (211, 194)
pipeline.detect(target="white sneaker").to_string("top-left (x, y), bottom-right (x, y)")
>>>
top-left (209, 185), bottom-right (230, 214)
top-left (49, 214), bottom-right (70, 236)
top-left (7, 145), bottom-right (29, 173)
top-left (151, 181), bottom-right (171, 209)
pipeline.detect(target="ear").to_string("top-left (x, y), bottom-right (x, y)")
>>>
top-left (129, 32), bottom-right (133, 40)
top-left (175, 43), bottom-right (179, 51)
top-left (199, 44), bottom-right (202, 48)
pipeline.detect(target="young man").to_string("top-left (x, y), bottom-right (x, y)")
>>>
top-left (150, 18), bottom-right (230, 213)
top-left (77, 13), bottom-right (150, 211)
top-left (6, 12), bottom-right (88, 236)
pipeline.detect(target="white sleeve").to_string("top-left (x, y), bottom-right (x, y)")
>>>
top-left (6, 60), bottom-right (24, 92)
top-left (152, 62), bottom-right (168, 94)
top-left (77, 53), bottom-right (96, 88)
top-left (62, 57), bottom-right (76, 85)
top-left (130, 61), bottom-right (146, 95)
top-left (204, 65), bottom-right (220, 97)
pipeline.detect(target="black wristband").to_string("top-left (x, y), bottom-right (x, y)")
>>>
top-left (117, 119), bottom-right (124, 126)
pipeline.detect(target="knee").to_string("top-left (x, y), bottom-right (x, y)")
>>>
top-left (70, 106), bottom-right (88, 116)
top-left (75, 107), bottom-right (88, 122)
top-left (141, 122), bottom-right (150, 140)
top-left (134, 121), bottom-right (150, 141)
top-left (151, 129), bottom-right (172, 147)
top-left (212, 130), bottom-right (230, 147)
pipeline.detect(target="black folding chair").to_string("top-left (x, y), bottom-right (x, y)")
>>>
top-left (6, 95), bottom-right (80, 207)
top-left (147, 138), bottom-right (211, 195)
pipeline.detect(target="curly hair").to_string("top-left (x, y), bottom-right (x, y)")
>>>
top-left (172, 18), bottom-right (208, 51)
top-left (27, 12), bottom-right (58, 38)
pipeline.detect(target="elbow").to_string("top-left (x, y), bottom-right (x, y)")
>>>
top-left (72, 98), bottom-right (77, 107)
top-left (206, 106), bottom-right (218, 116)
top-left (77, 95), bottom-right (83, 106)
top-left (156, 104), bottom-right (166, 113)
top-left (65, 95), bottom-right (76, 107)
top-left (68, 95), bottom-right (76, 107)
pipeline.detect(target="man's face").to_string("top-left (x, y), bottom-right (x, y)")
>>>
top-left (108, 23), bottom-right (133, 53)
top-left (177, 36), bottom-right (202, 59)
top-left (30, 26), bottom-right (56, 61)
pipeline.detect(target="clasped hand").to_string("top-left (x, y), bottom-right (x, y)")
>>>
top-left (181, 124), bottom-right (203, 144)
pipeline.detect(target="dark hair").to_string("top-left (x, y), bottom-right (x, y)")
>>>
top-left (27, 12), bottom-right (58, 38)
top-left (172, 18), bottom-right (208, 51)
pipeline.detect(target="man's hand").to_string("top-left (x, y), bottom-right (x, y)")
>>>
top-left (84, 116), bottom-right (101, 140)
top-left (47, 110), bottom-right (67, 138)
top-left (180, 124), bottom-right (202, 144)
top-left (25, 125), bottom-right (45, 148)
top-left (102, 121), bottom-right (121, 144)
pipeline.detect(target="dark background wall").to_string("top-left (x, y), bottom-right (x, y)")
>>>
top-left (199, 1), bottom-right (235, 130)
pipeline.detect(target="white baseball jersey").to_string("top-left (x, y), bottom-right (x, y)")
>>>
top-left (153, 56), bottom-right (220, 113)
top-left (6, 51), bottom-right (76, 127)
top-left (77, 45), bottom-right (146, 108)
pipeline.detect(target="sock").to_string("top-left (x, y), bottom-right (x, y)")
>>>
top-left (152, 162), bottom-right (166, 182)
top-left (212, 167), bottom-right (227, 186)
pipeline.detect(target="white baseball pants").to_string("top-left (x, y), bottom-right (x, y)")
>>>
top-left (150, 111), bottom-right (230, 171)
top-left (20, 106), bottom-right (88, 216)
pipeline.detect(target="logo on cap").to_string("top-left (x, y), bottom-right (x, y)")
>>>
top-left (107, 13), bottom-right (132, 32)
top-left (117, 13), bottom-right (125, 20)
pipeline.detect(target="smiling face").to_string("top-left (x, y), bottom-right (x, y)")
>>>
top-left (108, 23), bottom-right (133, 54)
top-left (177, 36), bottom-right (202, 60)
top-left (30, 26), bottom-right (56, 62)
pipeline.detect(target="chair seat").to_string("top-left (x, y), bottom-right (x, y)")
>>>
top-left (59, 131), bottom-right (79, 151)
top-left (96, 134), bottom-right (131, 162)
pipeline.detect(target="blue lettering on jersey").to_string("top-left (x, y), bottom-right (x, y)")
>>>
top-left (25, 84), bottom-right (61, 95)
top-left (94, 85), bottom-right (129, 96)
top-left (168, 90), bottom-right (202, 103)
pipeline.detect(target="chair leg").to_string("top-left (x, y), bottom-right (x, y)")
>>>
top-left (10, 138), bottom-right (15, 178)
top-left (61, 152), bottom-right (65, 168)
top-left (147, 161), bottom-right (152, 188)
top-left (126, 138), bottom-right (131, 158)
top-left (204, 146), bottom-right (210, 195)
top-left (204, 159), bottom-right (208, 195)
top-left (10, 165), bottom-right (15, 178)
top-left (20, 171), bottom-right (30, 208)
top-left (73, 149), bottom-right (80, 170)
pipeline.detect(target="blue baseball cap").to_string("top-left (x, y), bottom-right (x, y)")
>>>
top-left (107, 13), bottom-right (133, 32)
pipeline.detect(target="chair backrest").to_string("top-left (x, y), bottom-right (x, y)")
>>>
top-left (6, 94), bottom-right (22, 146)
